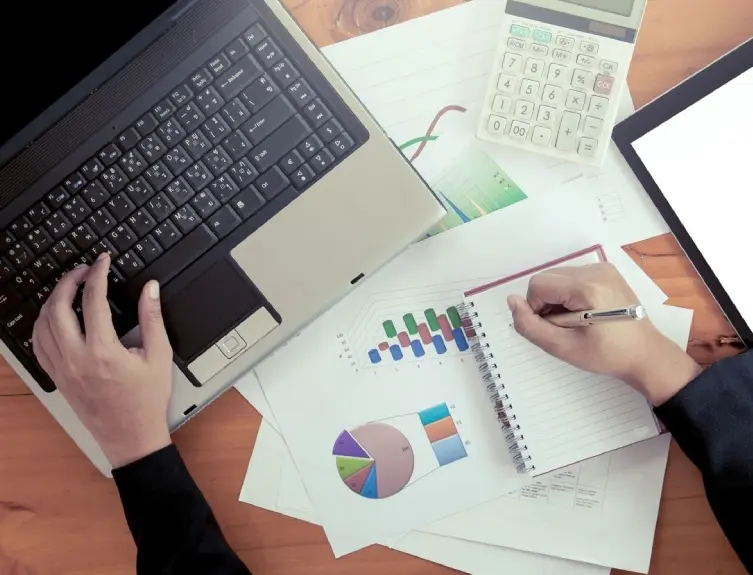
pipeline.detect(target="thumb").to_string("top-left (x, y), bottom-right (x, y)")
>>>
top-left (138, 281), bottom-right (171, 359)
top-left (507, 295), bottom-right (571, 356)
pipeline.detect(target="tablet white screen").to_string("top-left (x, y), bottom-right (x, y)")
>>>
top-left (633, 68), bottom-right (753, 326)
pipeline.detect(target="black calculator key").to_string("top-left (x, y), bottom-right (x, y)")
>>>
top-left (271, 59), bottom-right (299, 88)
top-left (125, 178), bottom-right (156, 207)
top-left (222, 132), bottom-right (251, 161)
top-left (139, 135), bottom-right (167, 162)
top-left (318, 119), bottom-right (343, 143)
top-left (127, 208), bottom-right (158, 237)
top-left (183, 130), bottom-right (212, 160)
top-left (44, 212), bottom-right (73, 240)
top-left (135, 113), bottom-right (159, 136)
top-left (243, 24), bottom-right (267, 47)
top-left (331, 132), bottom-right (355, 156)
top-left (25, 228), bottom-right (52, 255)
top-left (13, 269), bottom-right (40, 296)
top-left (204, 147), bottom-right (232, 176)
top-left (7, 242), bottom-right (33, 269)
top-left (176, 102), bottom-right (206, 133)
top-left (81, 180), bottom-right (110, 209)
top-left (0, 284), bottom-right (22, 316)
top-left (46, 187), bottom-right (70, 209)
top-left (115, 251), bottom-right (145, 279)
top-left (221, 98), bottom-right (250, 130)
top-left (195, 86), bottom-right (224, 116)
top-left (158, 118), bottom-right (186, 147)
top-left (241, 75), bottom-right (279, 113)
top-left (90, 238), bottom-right (119, 259)
top-left (31, 255), bottom-right (59, 282)
top-left (215, 55), bottom-right (262, 101)
top-left (50, 238), bottom-right (79, 266)
top-left (153, 220), bottom-right (182, 250)
top-left (27, 202), bottom-right (51, 225)
top-left (255, 38), bottom-right (283, 67)
top-left (166, 178), bottom-right (195, 207)
top-left (249, 114), bottom-right (311, 172)
top-left (106, 193), bottom-right (136, 221)
top-left (185, 162), bottom-right (214, 191)
top-left (145, 193), bottom-right (175, 222)
top-left (144, 162), bottom-right (173, 192)
top-left (133, 235), bottom-right (163, 265)
top-left (255, 166), bottom-right (289, 200)
top-left (189, 68), bottom-right (213, 91)
top-left (170, 84), bottom-right (194, 107)
top-left (228, 158), bottom-right (258, 188)
top-left (202, 115), bottom-right (232, 144)
top-left (290, 164), bottom-right (315, 190)
top-left (152, 99), bottom-right (176, 121)
top-left (63, 197), bottom-right (93, 224)
top-left (98, 143), bottom-right (122, 166)
top-left (244, 95), bottom-right (295, 145)
top-left (108, 224), bottom-right (138, 252)
top-left (164, 146), bottom-right (192, 176)
top-left (310, 149), bottom-right (336, 173)
top-left (209, 175), bottom-right (240, 203)
top-left (4, 300), bottom-right (38, 337)
top-left (172, 205), bottom-right (201, 234)
top-left (225, 38), bottom-right (249, 62)
top-left (88, 208), bottom-right (117, 236)
top-left (64, 172), bottom-right (87, 193)
top-left (118, 127), bottom-right (142, 151)
top-left (70, 224), bottom-right (98, 251)
top-left (279, 150), bottom-right (304, 175)
top-left (287, 79), bottom-right (315, 107)
top-left (10, 216), bottom-right (33, 237)
top-left (229, 187), bottom-right (265, 220)
top-left (303, 99), bottom-right (332, 127)
top-left (208, 53), bottom-right (232, 76)
top-left (0, 258), bottom-right (14, 282)
top-left (207, 205), bottom-right (241, 239)
top-left (80, 158), bottom-right (104, 180)
top-left (190, 190), bottom-right (220, 218)
top-left (100, 165), bottom-right (128, 194)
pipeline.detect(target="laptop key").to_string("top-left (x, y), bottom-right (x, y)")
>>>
top-left (225, 38), bottom-right (249, 63)
top-left (331, 132), bottom-right (355, 156)
top-left (10, 216), bottom-right (33, 237)
top-left (81, 181), bottom-right (110, 209)
top-left (318, 119), bottom-right (343, 143)
top-left (69, 224), bottom-right (98, 251)
top-left (164, 146), bottom-right (192, 176)
top-left (31, 255), bottom-right (58, 282)
top-left (215, 55), bottom-right (262, 101)
top-left (144, 162), bottom-right (173, 192)
top-left (152, 99), bottom-right (176, 121)
top-left (229, 187), bottom-right (265, 220)
top-left (208, 53), bottom-right (232, 76)
top-left (26, 228), bottom-right (53, 255)
top-left (0, 284), bottom-right (22, 316)
top-left (139, 135), bottom-right (167, 162)
top-left (279, 150), bottom-right (304, 175)
top-left (290, 164), bottom-right (315, 190)
top-left (243, 24), bottom-right (267, 47)
top-left (153, 220), bottom-right (182, 250)
top-left (133, 235), bottom-right (163, 265)
top-left (195, 86), bottom-right (224, 116)
top-left (271, 59), bottom-right (299, 88)
top-left (249, 114), bottom-right (311, 172)
top-left (7, 242), bottom-right (33, 269)
top-left (183, 131), bottom-right (212, 161)
top-left (115, 251), bottom-right (145, 279)
top-left (88, 208), bottom-right (117, 236)
top-left (32, 284), bottom-right (53, 306)
top-left (228, 158), bottom-right (258, 188)
top-left (50, 239), bottom-right (79, 266)
top-left (145, 193), bottom-right (175, 222)
top-left (127, 208), bottom-right (158, 237)
top-left (108, 224), bottom-right (138, 253)
top-left (125, 178), bottom-right (156, 207)
top-left (204, 147), bottom-right (232, 176)
top-left (207, 205), bottom-right (241, 239)
top-left (255, 166), bottom-right (289, 200)
top-left (64, 172), bottom-right (87, 193)
top-left (176, 102), bottom-right (206, 132)
top-left (190, 190), bottom-right (220, 218)
top-left (166, 178), bottom-right (195, 207)
top-left (43, 212), bottom-right (73, 240)
top-left (202, 115), bottom-right (232, 145)
top-left (298, 135), bottom-right (323, 158)
top-left (222, 132), bottom-right (251, 161)
top-left (14, 269), bottom-right (40, 296)
top-left (244, 97), bottom-right (297, 146)
top-left (255, 38), bottom-right (283, 68)
top-left (185, 162), bottom-right (214, 191)
top-left (303, 99), bottom-right (332, 127)
top-left (310, 149), bottom-right (335, 173)
top-left (241, 75), bottom-right (279, 113)
top-left (80, 158), bottom-right (104, 180)
top-left (107, 193), bottom-right (136, 221)
top-left (172, 206), bottom-right (201, 234)
top-left (4, 300), bottom-right (38, 338)
top-left (189, 68), bottom-right (213, 91)
top-left (157, 118), bottom-right (186, 147)
top-left (135, 113), bottom-right (159, 137)
top-left (90, 238), bottom-right (119, 260)
top-left (101, 166), bottom-right (128, 194)
top-left (118, 127), bottom-right (142, 151)
top-left (287, 79), bottom-right (316, 107)
top-left (98, 144), bottom-right (122, 166)
top-left (209, 175), bottom-right (240, 203)
top-left (170, 84), bottom-right (194, 107)
top-left (221, 98), bottom-right (250, 130)
top-left (0, 258), bottom-right (14, 282)
top-left (46, 187), bottom-right (70, 210)
top-left (27, 202), bottom-right (51, 225)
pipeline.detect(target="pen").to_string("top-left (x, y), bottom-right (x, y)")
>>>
top-left (545, 305), bottom-right (647, 328)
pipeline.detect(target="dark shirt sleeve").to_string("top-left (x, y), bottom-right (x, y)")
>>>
top-left (113, 444), bottom-right (251, 575)
top-left (655, 351), bottom-right (753, 571)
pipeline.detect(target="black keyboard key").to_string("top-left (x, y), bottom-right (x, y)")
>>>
top-left (255, 38), bottom-right (283, 67)
top-left (106, 193), bottom-right (136, 221)
top-left (183, 130), bottom-right (212, 161)
top-left (225, 38), bottom-right (249, 62)
top-left (222, 132), bottom-right (251, 161)
top-left (164, 146), bottom-right (192, 176)
top-left (172, 206), bottom-right (201, 234)
top-left (202, 115), bottom-right (231, 145)
top-left (176, 102), bottom-right (206, 133)
top-left (319, 119), bottom-right (343, 143)
top-left (63, 197), bottom-right (93, 224)
top-left (127, 208), bottom-right (158, 237)
top-left (125, 178), bottom-right (156, 208)
top-left (118, 127), bottom-right (142, 151)
top-left (64, 172), bottom-right (87, 193)
top-left (70, 224), bottom-right (98, 251)
top-left (43, 212), bottom-right (73, 240)
top-left (7, 242), bottom-right (32, 269)
top-left (255, 166), bottom-right (289, 200)
top-left (0, 258), bottom-right (14, 282)
top-left (299, 134), bottom-right (323, 159)
top-left (133, 235), bottom-right (163, 265)
top-left (290, 164), bottom-right (315, 190)
top-left (166, 177), bottom-right (195, 207)
top-left (303, 99), bottom-right (332, 127)
top-left (81, 180), bottom-right (110, 209)
top-left (209, 174), bottom-right (240, 203)
top-left (158, 118), bottom-right (186, 147)
top-left (139, 134), bottom-right (168, 163)
top-left (115, 251), bottom-right (145, 279)
top-left (119, 150), bottom-right (148, 178)
top-left (185, 161), bottom-right (214, 191)
top-left (13, 269), bottom-right (40, 297)
top-left (229, 187), bottom-right (265, 219)
top-left (221, 98), bottom-right (250, 130)
top-left (152, 99), bottom-right (176, 121)
top-left (27, 202), bottom-right (51, 225)
top-left (310, 148), bottom-right (336, 173)
top-left (98, 144), bottom-right (122, 166)
top-left (46, 186), bottom-right (70, 209)
top-left (249, 114), bottom-right (311, 172)
top-left (90, 238), bottom-right (118, 259)
top-left (26, 228), bottom-right (53, 255)
top-left (108, 224), bottom-right (137, 252)
top-left (10, 216), bottom-right (32, 237)
top-left (331, 132), bottom-right (355, 157)
top-left (190, 190), bottom-right (220, 218)
top-left (287, 79), bottom-right (316, 107)
top-left (50, 239), bottom-right (79, 266)
top-left (153, 220), bottom-right (182, 250)
top-left (170, 84), bottom-right (194, 107)
top-left (229, 158), bottom-right (258, 188)
top-left (32, 284), bottom-right (53, 306)
top-left (196, 87), bottom-right (224, 117)
top-left (80, 158), bottom-right (104, 181)
top-left (145, 193), bottom-right (175, 222)
top-left (4, 300), bottom-right (38, 338)
top-left (243, 24), bottom-right (267, 47)
top-left (101, 166), bottom-right (128, 194)
top-left (241, 74), bottom-right (279, 113)
top-left (279, 150), bottom-right (304, 175)
top-left (0, 284), bottom-right (22, 316)
top-left (135, 113), bottom-right (159, 136)
top-left (204, 147), bottom-right (232, 176)
top-left (271, 59), bottom-right (299, 88)
top-left (0, 232), bottom-right (13, 252)
top-left (88, 208), bottom-right (117, 237)
top-left (215, 55), bottom-right (262, 101)
top-left (144, 162), bottom-right (174, 192)
top-left (189, 68), bottom-right (213, 91)
top-left (244, 95), bottom-right (295, 145)
top-left (208, 53), bottom-right (232, 75)
top-left (31, 255), bottom-right (59, 282)
top-left (207, 205), bottom-right (241, 239)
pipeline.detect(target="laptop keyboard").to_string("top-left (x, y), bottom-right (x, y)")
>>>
top-left (0, 23), bottom-right (363, 392)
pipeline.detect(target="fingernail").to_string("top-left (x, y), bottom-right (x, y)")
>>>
top-left (507, 295), bottom-right (517, 312)
top-left (97, 252), bottom-right (109, 262)
top-left (148, 281), bottom-right (160, 300)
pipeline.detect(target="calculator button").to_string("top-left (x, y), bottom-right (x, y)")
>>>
top-left (555, 112), bottom-right (581, 151)
top-left (537, 106), bottom-right (557, 127)
top-left (578, 138), bottom-right (598, 158)
top-left (492, 95), bottom-right (513, 114)
top-left (510, 24), bottom-right (530, 37)
top-left (508, 38), bottom-right (526, 50)
top-left (487, 115), bottom-right (507, 136)
top-left (533, 30), bottom-right (552, 43)
top-left (502, 53), bottom-right (523, 73)
top-left (520, 79), bottom-right (540, 99)
top-left (532, 126), bottom-right (552, 146)
top-left (571, 69), bottom-right (594, 90)
top-left (580, 41), bottom-right (599, 55)
top-left (542, 84), bottom-right (563, 105)
top-left (588, 95), bottom-right (609, 118)
top-left (565, 90), bottom-right (587, 111)
top-left (530, 44), bottom-right (549, 56)
top-left (497, 74), bottom-right (518, 94)
top-left (576, 54), bottom-right (597, 67)
top-left (555, 35), bottom-right (575, 50)
top-left (524, 58), bottom-right (545, 78)
top-left (583, 116), bottom-right (604, 138)
top-left (547, 63), bottom-right (567, 84)
top-left (600, 60), bottom-right (619, 74)
top-left (509, 121), bottom-right (530, 141)
top-left (514, 100), bottom-right (535, 121)
top-left (552, 48), bottom-right (572, 62)
top-left (594, 74), bottom-right (615, 96)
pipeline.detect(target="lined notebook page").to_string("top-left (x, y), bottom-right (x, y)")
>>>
top-left (467, 251), bottom-right (660, 476)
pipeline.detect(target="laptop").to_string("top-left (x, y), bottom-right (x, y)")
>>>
top-left (0, 0), bottom-right (445, 474)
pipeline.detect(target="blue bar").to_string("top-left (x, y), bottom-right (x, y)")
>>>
top-left (368, 349), bottom-right (381, 364)
top-left (432, 434), bottom-right (468, 466)
top-left (410, 340), bottom-right (425, 358)
top-left (389, 345), bottom-right (403, 361)
top-left (419, 403), bottom-right (451, 426)
top-left (431, 334), bottom-right (447, 355)
top-left (452, 327), bottom-right (469, 352)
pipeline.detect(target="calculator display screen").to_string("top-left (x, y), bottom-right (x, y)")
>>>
top-left (560, 0), bottom-right (635, 17)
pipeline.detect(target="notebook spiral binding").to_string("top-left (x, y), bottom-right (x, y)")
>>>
top-left (458, 301), bottom-right (535, 474)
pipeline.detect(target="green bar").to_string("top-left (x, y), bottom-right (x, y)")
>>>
top-left (447, 306), bottom-right (462, 329)
top-left (383, 320), bottom-right (397, 338)
top-left (403, 313), bottom-right (418, 335)
top-left (424, 309), bottom-right (440, 331)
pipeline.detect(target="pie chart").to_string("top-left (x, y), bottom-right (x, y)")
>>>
top-left (333, 422), bottom-right (415, 499)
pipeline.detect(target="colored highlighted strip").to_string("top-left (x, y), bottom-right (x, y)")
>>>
top-left (418, 403), bottom-right (468, 467)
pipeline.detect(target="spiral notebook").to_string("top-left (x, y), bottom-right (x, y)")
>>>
top-left (462, 245), bottom-right (662, 476)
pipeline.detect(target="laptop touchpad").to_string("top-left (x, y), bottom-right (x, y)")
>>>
top-left (162, 258), bottom-right (264, 362)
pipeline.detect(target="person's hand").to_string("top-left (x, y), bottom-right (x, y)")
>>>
top-left (32, 253), bottom-right (174, 468)
top-left (507, 263), bottom-right (700, 406)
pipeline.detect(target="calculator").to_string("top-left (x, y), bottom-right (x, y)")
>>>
top-left (478, 0), bottom-right (648, 166)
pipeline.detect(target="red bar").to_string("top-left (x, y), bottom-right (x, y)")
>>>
top-left (437, 314), bottom-right (454, 342)
top-left (378, 342), bottom-right (389, 351)
top-left (417, 323), bottom-right (432, 344)
top-left (397, 332), bottom-right (411, 348)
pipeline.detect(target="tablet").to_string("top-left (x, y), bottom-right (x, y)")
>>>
top-left (613, 38), bottom-right (753, 347)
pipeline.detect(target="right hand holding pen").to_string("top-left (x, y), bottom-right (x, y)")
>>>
top-left (507, 263), bottom-right (701, 405)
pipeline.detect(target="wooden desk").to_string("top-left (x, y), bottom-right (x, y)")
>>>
top-left (1, 1), bottom-right (751, 574)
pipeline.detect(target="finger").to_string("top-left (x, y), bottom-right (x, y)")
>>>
top-left (32, 313), bottom-right (61, 377)
top-left (507, 295), bottom-right (575, 357)
top-left (526, 272), bottom-right (594, 314)
top-left (46, 265), bottom-right (90, 347)
top-left (83, 253), bottom-right (119, 345)
top-left (138, 281), bottom-right (171, 360)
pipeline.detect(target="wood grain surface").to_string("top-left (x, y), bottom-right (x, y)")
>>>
top-left (1, 1), bottom-right (752, 574)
